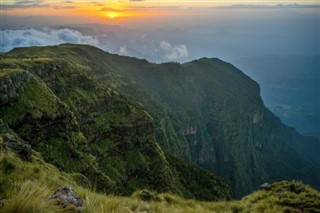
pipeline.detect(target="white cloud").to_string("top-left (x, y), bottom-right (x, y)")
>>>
top-left (119, 46), bottom-right (128, 56)
top-left (215, 4), bottom-right (320, 9)
top-left (159, 41), bottom-right (188, 61)
top-left (0, 28), bottom-right (99, 52)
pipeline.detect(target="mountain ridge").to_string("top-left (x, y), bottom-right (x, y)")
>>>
top-left (0, 46), bottom-right (232, 200)
top-left (2, 44), bottom-right (320, 198)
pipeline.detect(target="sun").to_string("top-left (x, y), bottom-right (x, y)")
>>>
top-left (108, 13), bottom-right (116, 19)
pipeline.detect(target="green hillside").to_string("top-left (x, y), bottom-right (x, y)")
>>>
top-left (0, 49), bottom-right (231, 201)
top-left (1, 43), bottom-right (319, 202)
top-left (1, 144), bottom-right (319, 212)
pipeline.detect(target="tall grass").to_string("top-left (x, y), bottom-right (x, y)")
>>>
top-left (77, 189), bottom-right (234, 213)
top-left (1, 182), bottom-right (234, 213)
top-left (1, 180), bottom-right (63, 213)
top-left (1, 150), bottom-right (319, 213)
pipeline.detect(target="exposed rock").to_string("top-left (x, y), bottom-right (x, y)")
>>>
top-left (0, 94), bottom-right (8, 105)
top-left (253, 112), bottom-right (263, 124)
top-left (50, 187), bottom-right (83, 212)
top-left (296, 185), bottom-right (305, 193)
top-left (0, 199), bottom-right (8, 207)
top-left (26, 60), bottom-right (66, 78)
top-left (260, 182), bottom-right (271, 190)
top-left (182, 127), bottom-right (197, 135)
top-left (0, 71), bottom-right (31, 106)
top-left (254, 140), bottom-right (262, 149)
top-left (2, 133), bottom-right (32, 161)
top-left (0, 119), bottom-right (11, 133)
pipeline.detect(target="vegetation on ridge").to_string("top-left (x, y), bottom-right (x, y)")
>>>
top-left (6, 44), bottom-right (319, 197)
top-left (0, 51), bottom-right (231, 200)
top-left (0, 43), bottom-right (319, 209)
top-left (1, 145), bottom-right (319, 213)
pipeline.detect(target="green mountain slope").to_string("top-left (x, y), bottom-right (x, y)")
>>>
top-left (106, 56), bottom-right (320, 197)
top-left (1, 145), bottom-right (319, 212)
top-left (2, 44), bottom-right (320, 198)
top-left (0, 51), bottom-right (231, 200)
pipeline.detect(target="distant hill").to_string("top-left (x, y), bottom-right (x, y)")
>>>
top-left (1, 44), bottom-right (319, 199)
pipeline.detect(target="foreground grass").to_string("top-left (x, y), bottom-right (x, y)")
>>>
top-left (2, 182), bottom-right (238, 213)
top-left (1, 181), bottom-right (63, 213)
top-left (0, 148), bottom-right (236, 213)
top-left (1, 149), bottom-right (319, 213)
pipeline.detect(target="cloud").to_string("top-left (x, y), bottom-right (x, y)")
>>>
top-left (1, 4), bottom-right (49, 10)
top-left (52, 5), bottom-right (76, 9)
top-left (216, 4), bottom-right (320, 9)
top-left (119, 46), bottom-right (128, 56)
top-left (2, 0), bottom-right (75, 10)
top-left (0, 28), bottom-right (99, 52)
top-left (129, 0), bottom-right (146, 2)
top-left (127, 5), bottom-right (181, 10)
top-left (15, 0), bottom-right (43, 5)
top-left (100, 7), bottom-right (125, 12)
top-left (159, 41), bottom-right (188, 61)
top-left (91, 1), bottom-right (103, 6)
top-left (1, 0), bottom-right (49, 10)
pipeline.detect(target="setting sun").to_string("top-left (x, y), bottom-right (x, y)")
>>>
top-left (109, 13), bottom-right (116, 19)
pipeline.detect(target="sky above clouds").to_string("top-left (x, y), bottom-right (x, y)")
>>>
top-left (2, 0), bottom-right (320, 20)
top-left (1, 0), bottom-right (319, 59)
top-left (1, 0), bottom-right (319, 31)
top-left (1, 0), bottom-right (319, 57)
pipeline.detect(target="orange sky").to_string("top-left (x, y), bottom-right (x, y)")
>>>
top-left (2, 0), bottom-right (320, 23)
top-left (2, 1), bottom-right (184, 23)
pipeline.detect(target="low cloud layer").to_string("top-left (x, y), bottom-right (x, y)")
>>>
top-left (119, 46), bottom-right (129, 56)
top-left (0, 28), bottom-right (99, 52)
top-left (159, 41), bottom-right (188, 61)
top-left (216, 3), bottom-right (320, 9)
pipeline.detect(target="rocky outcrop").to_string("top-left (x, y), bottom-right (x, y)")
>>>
top-left (253, 112), bottom-right (263, 124)
top-left (260, 183), bottom-right (271, 190)
top-left (0, 120), bottom-right (32, 161)
top-left (182, 127), bottom-right (197, 135)
top-left (0, 71), bottom-right (31, 105)
top-left (1, 133), bottom-right (32, 161)
top-left (50, 187), bottom-right (83, 212)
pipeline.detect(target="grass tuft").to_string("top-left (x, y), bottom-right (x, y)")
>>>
top-left (1, 180), bottom-right (63, 213)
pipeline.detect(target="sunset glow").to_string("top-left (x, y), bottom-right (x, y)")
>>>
top-left (2, 0), bottom-right (319, 21)
top-left (108, 13), bottom-right (116, 19)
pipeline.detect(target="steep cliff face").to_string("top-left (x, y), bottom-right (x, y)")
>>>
top-left (0, 66), bottom-right (115, 192)
top-left (4, 44), bottom-right (320, 198)
top-left (0, 51), bottom-right (231, 200)
top-left (109, 56), bottom-right (320, 197)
